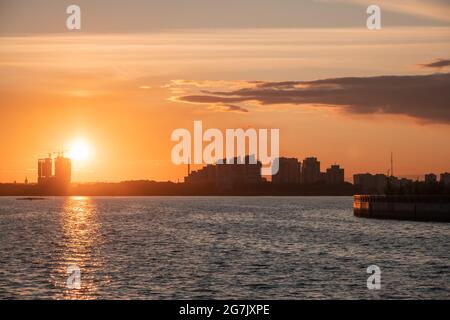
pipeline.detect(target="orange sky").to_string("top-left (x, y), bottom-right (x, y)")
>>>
top-left (1, 27), bottom-right (449, 183)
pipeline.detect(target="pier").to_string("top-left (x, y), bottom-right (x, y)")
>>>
top-left (354, 195), bottom-right (450, 222)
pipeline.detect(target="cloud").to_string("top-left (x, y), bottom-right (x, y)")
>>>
top-left (419, 58), bottom-right (450, 69)
top-left (171, 73), bottom-right (450, 124)
top-left (218, 104), bottom-right (249, 113)
top-left (205, 104), bottom-right (249, 113)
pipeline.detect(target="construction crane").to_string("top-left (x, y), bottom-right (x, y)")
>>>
top-left (46, 148), bottom-right (69, 159)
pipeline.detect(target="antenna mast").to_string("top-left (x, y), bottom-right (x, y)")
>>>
top-left (390, 152), bottom-right (394, 177)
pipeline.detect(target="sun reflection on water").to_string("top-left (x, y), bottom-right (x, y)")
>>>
top-left (57, 197), bottom-right (106, 299)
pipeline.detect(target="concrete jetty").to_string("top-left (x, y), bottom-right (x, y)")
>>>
top-left (354, 195), bottom-right (450, 222)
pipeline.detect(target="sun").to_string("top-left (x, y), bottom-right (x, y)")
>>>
top-left (68, 138), bottom-right (91, 161)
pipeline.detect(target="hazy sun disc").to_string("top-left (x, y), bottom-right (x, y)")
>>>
top-left (68, 139), bottom-right (91, 161)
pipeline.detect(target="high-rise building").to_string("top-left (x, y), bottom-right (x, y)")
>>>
top-left (440, 172), bottom-right (450, 186)
top-left (425, 173), bottom-right (437, 184)
top-left (37, 154), bottom-right (71, 189)
top-left (325, 164), bottom-right (344, 184)
top-left (353, 173), bottom-right (387, 194)
top-left (272, 157), bottom-right (301, 185)
top-left (185, 155), bottom-right (263, 188)
top-left (301, 157), bottom-right (320, 184)
top-left (37, 157), bottom-right (52, 184)
top-left (54, 156), bottom-right (71, 186)
top-left (216, 156), bottom-right (263, 188)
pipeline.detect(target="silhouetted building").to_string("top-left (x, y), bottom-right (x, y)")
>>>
top-left (395, 177), bottom-right (413, 188)
top-left (425, 173), bottom-right (437, 184)
top-left (55, 156), bottom-right (71, 186)
top-left (272, 157), bottom-right (301, 185)
top-left (38, 157), bottom-right (52, 184)
top-left (185, 164), bottom-right (216, 184)
top-left (319, 172), bottom-right (327, 183)
top-left (37, 154), bottom-right (72, 190)
top-left (185, 155), bottom-right (263, 189)
top-left (441, 173), bottom-right (450, 186)
top-left (326, 164), bottom-right (344, 184)
top-left (301, 157), bottom-right (320, 184)
top-left (374, 174), bottom-right (388, 192)
top-left (354, 173), bottom-right (387, 194)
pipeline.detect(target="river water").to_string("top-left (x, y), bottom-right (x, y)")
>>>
top-left (0, 196), bottom-right (448, 299)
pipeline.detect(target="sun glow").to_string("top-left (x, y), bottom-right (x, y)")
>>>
top-left (68, 138), bottom-right (91, 161)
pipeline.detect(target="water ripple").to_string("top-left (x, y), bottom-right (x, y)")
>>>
top-left (0, 196), bottom-right (448, 299)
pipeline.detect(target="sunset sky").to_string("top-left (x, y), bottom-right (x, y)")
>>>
top-left (1, 0), bottom-right (449, 182)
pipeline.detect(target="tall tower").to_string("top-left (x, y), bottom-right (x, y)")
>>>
top-left (390, 152), bottom-right (394, 177)
top-left (54, 155), bottom-right (71, 186)
top-left (301, 157), bottom-right (321, 183)
top-left (38, 157), bottom-right (53, 184)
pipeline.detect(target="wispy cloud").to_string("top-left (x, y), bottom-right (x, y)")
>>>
top-left (419, 58), bottom-right (450, 70)
top-left (208, 104), bottom-right (249, 113)
top-left (170, 73), bottom-right (450, 124)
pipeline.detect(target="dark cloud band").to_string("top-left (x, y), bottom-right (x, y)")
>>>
top-left (175, 73), bottom-right (450, 124)
top-left (419, 59), bottom-right (450, 69)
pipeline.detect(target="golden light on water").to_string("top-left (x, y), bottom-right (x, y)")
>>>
top-left (59, 196), bottom-right (105, 299)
